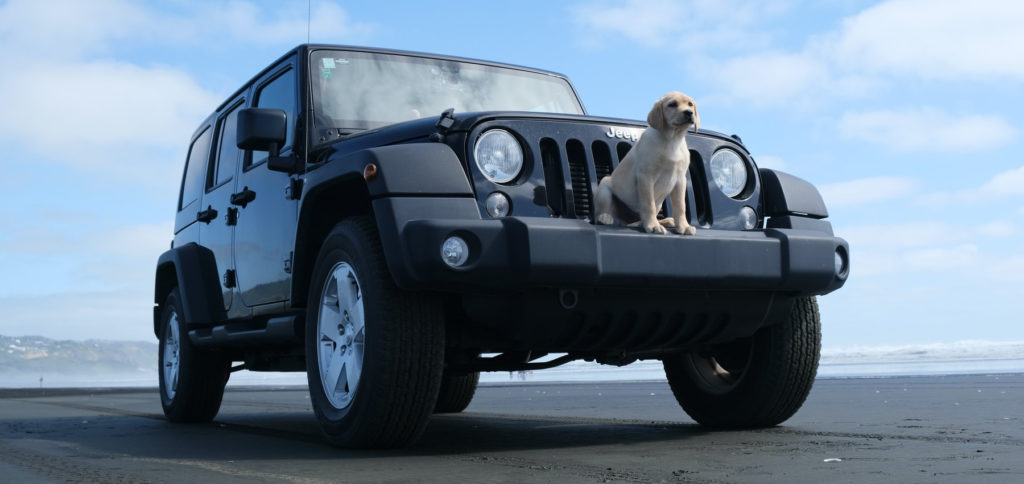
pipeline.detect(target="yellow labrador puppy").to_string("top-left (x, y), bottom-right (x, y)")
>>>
top-left (594, 92), bottom-right (699, 235)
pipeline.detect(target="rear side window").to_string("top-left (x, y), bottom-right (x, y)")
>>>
top-left (179, 127), bottom-right (212, 211)
top-left (210, 103), bottom-right (243, 189)
top-left (251, 69), bottom-right (297, 167)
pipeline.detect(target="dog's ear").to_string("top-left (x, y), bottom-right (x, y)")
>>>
top-left (647, 97), bottom-right (666, 131)
top-left (692, 101), bottom-right (700, 132)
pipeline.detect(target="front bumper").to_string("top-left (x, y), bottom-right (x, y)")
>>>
top-left (374, 198), bottom-right (848, 295)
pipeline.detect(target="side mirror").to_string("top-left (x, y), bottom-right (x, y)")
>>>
top-left (237, 108), bottom-right (299, 173)
top-left (237, 108), bottom-right (286, 153)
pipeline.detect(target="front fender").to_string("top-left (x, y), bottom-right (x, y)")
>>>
top-left (304, 143), bottom-right (474, 199)
top-left (295, 142), bottom-right (478, 296)
top-left (759, 168), bottom-right (829, 219)
top-left (153, 243), bottom-right (226, 335)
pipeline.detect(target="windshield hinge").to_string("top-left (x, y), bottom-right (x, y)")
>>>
top-left (430, 108), bottom-right (456, 142)
top-left (285, 178), bottom-right (303, 200)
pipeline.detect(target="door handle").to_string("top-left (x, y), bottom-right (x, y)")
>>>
top-left (230, 187), bottom-right (256, 207)
top-left (197, 205), bottom-right (218, 223)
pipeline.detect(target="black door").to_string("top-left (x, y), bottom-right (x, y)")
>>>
top-left (234, 66), bottom-right (300, 308)
top-left (198, 100), bottom-right (245, 314)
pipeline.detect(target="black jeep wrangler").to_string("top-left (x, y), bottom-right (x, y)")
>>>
top-left (154, 45), bottom-right (849, 448)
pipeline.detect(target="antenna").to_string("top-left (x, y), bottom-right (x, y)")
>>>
top-left (307, 0), bottom-right (311, 44)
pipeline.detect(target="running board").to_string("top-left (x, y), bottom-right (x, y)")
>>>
top-left (189, 315), bottom-right (300, 347)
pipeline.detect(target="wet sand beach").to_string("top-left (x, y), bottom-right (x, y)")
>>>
top-left (1, 374), bottom-right (1021, 482)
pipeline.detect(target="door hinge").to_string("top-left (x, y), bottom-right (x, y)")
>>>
top-left (225, 207), bottom-right (238, 226)
top-left (284, 251), bottom-right (293, 274)
top-left (223, 269), bottom-right (236, 288)
top-left (285, 178), bottom-right (304, 200)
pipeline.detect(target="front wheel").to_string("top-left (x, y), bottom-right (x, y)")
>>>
top-left (305, 217), bottom-right (445, 448)
top-left (662, 296), bottom-right (821, 428)
top-left (158, 288), bottom-right (230, 422)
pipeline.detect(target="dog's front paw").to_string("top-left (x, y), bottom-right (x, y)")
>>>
top-left (596, 213), bottom-right (614, 225)
top-left (678, 224), bottom-right (696, 236)
top-left (644, 221), bottom-right (668, 234)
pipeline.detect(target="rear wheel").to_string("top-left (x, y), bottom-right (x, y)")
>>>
top-left (663, 296), bottom-right (821, 428)
top-left (305, 217), bottom-right (445, 448)
top-left (433, 371), bottom-right (479, 413)
top-left (158, 288), bottom-right (230, 422)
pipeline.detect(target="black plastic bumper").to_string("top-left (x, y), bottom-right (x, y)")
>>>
top-left (374, 198), bottom-right (849, 295)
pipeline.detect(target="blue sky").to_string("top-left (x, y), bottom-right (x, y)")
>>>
top-left (1, 0), bottom-right (1022, 349)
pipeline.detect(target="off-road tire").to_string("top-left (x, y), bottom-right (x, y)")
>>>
top-left (158, 288), bottom-right (230, 422)
top-left (433, 371), bottom-right (479, 413)
top-left (305, 216), bottom-right (445, 448)
top-left (663, 296), bottom-right (821, 428)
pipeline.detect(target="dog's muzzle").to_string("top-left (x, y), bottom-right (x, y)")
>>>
top-left (672, 110), bottom-right (695, 126)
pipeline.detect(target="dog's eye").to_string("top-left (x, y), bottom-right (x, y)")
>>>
top-left (688, 101), bottom-right (693, 107)
top-left (667, 101), bottom-right (678, 108)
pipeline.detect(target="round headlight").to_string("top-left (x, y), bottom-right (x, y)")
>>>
top-left (474, 129), bottom-right (524, 184)
top-left (710, 149), bottom-right (749, 198)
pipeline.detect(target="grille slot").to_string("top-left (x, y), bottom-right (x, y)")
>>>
top-left (591, 141), bottom-right (615, 181)
top-left (616, 142), bottom-right (633, 162)
top-left (539, 138), bottom-right (566, 216)
top-left (566, 139), bottom-right (592, 220)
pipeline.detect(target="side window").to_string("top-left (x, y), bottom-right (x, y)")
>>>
top-left (209, 103), bottom-right (243, 190)
top-left (250, 68), bottom-right (296, 167)
top-left (178, 127), bottom-right (212, 211)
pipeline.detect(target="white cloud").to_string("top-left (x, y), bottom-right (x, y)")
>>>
top-left (0, 0), bottom-right (372, 183)
top-left (0, 0), bottom-right (373, 57)
top-left (88, 222), bottom-right (172, 258)
top-left (698, 44), bottom-right (888, 110)
top-left (831, 0), bottom-right (1024, 81)
top-left (571, 0), bottom-right (789, 51)
top-left (903, 244), bottom-right (980, 272)
top-left (639, 0), bottom-right (1024, 111)
top-left (838, 108), bottom-right (1016, 152)
top-left (920, 165), bottom-right (1024, 205)
top-left (79, 222), bottom-right (173, 288)
top-left (0, 0), bottom-right (150, 57)
top-left (978, 221), bottom-right (1016, 238)
top-left (0, 290), bottom-right (156, 341)
top-left (0, 60), bottom-right (218, 158)
top-left (819, 176), bottom-right (917, 208)
top-left (572, 0), bottom-right (682, 47)
top-left (978, 165), bottom-right (1024, 197)
top-left (835, 220), bottom-right (1024, 281)
top-left (183, 1), bottom-right (374, 47)
top-left (838, 221), bottom-right (951, 250)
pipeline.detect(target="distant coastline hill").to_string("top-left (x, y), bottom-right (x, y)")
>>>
top-left (1, 335), bottom-right (157, 387)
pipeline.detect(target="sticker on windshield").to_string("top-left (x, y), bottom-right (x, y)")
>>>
top-left (322, 58), bottom-right (336, 69)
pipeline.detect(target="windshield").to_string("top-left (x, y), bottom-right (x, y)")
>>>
top-left (311, 50), bottom-right (584, 132)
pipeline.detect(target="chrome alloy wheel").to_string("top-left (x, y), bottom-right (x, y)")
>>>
top-left (317, 261), bottom-right (366, 410)
top-left (162, 312), bottom-right (181, 401)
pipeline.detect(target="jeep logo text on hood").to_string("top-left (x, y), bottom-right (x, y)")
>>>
top-left (605, 127), bottom-right (641, 142)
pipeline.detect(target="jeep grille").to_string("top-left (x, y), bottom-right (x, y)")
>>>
top-left (471, 120), bottom-right (712, 225)
top-left (537, 131), bottom-right (708, 224)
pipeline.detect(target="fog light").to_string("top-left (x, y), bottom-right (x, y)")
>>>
top-left (739, 206), bottom-right (757, 230)
top-left (441, 236), bottom-right (470, 268)
top-left (485, 192), bottom-right (511, 217)
top-left (834, 247), bottom-right (849, 277)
